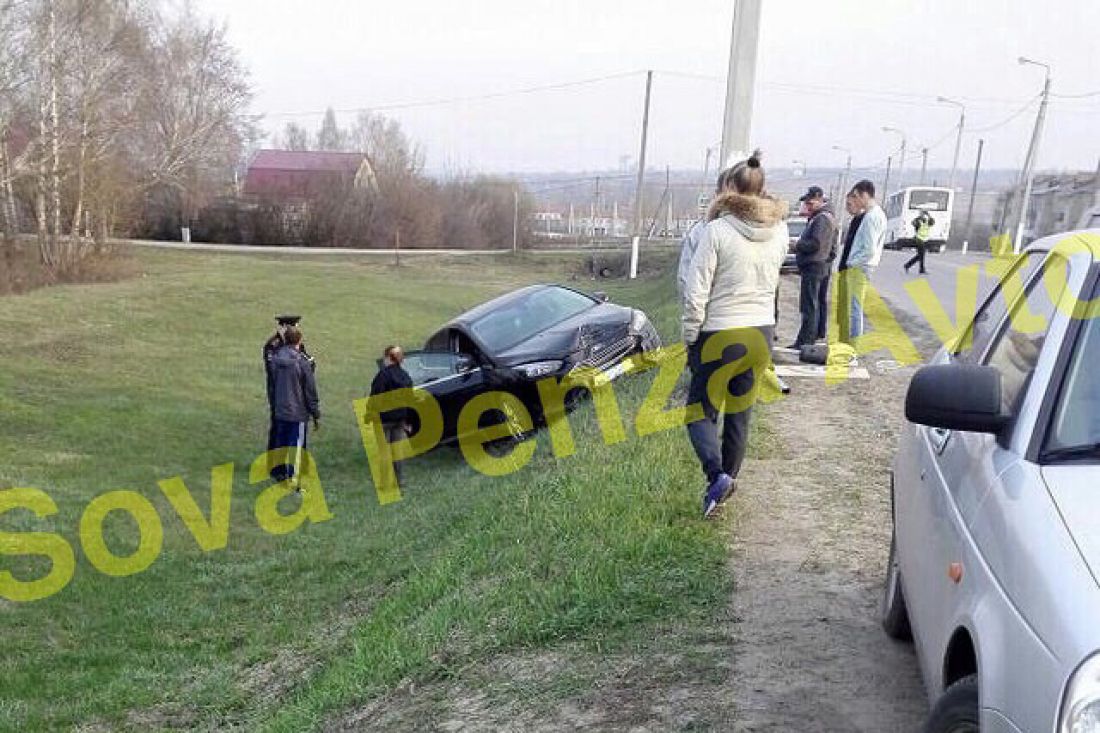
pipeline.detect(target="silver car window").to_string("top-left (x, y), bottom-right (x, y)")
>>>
top-left (954, 252), bottom-right (1045, 363)
top-left (1047, 279), bottom-right (1100, 451)
top-left (983, 254), bottom-right (1069, 415)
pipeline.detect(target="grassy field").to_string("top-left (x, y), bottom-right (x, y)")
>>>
top-left (0, 248), bottom-right (762, 731)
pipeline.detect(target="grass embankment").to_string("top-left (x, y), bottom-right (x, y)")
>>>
top-left (0, 249), bottom-right (760, 730)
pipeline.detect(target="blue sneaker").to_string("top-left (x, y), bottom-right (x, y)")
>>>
top-left (702, 473), bottom-right (735, 518)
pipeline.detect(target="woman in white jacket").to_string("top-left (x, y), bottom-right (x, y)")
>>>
top-left (681, 153), bottom-right (789, 518)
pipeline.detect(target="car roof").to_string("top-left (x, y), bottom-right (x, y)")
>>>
top-left (1028, 229), bottom-right (1100, 261)
top-left (446, 284), bottom-right (573, 328)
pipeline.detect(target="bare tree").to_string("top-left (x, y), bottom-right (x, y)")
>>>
top-left (279, 121), bottom-right (311, 151)
top-left (315, 107), bottom-right (347, 151)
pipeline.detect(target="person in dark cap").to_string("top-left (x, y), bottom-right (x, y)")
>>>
top-left (263, 315), bottom-right (315, 459)
top-left (268, 325), bottom-right (321, 484)
top-left (788, 186), bottom-right (838, 350)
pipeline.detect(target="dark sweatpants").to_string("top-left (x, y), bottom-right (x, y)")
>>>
top-left (269, 418), bottom-right (308, 482)
top-left (795, 265), bottom-right (829, 346)
top-left (685, 326), bottom-right (773, 483)
top-left (905, 241), bottom-right (928, 273)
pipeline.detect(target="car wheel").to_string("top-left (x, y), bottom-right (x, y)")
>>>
top-left (924, 674), bottom-right (979, 733)
top-left (485, 398), bottom-right (532, 456)
top-left (881, 533), bottom-right (912, 640)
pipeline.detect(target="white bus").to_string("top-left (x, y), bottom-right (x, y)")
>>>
top-left (883, 186), bottom-right (955, 253)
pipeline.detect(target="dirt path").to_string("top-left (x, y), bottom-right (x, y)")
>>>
top-left (723, 281), bottom-right (931, 731)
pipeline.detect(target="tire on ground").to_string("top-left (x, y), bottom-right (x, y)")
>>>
top-left (924, 674), bottom-right (979, 733)
top-left (881, 534), bottom-right (913, 640)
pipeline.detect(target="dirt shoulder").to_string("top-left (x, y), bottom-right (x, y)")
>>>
top-left (724, 277), bottom-right (936, 731)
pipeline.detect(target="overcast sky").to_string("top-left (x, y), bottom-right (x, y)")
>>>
top-left (198, 0), bottom-right (1100, 176)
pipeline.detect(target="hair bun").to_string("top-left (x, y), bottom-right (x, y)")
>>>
top-left (746, 148), bottom-right (763, 168)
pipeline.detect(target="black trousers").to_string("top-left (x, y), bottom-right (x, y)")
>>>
top-left (817, 272), bottom-right (831, 341)
top-left (795, 265), bottom-right (828, 346)
top-left (685, 326), bottom-right (773, 483)
top-left (837, 268), bottom-right (851, 344)
top-left (905, 241), bottom-right (927, 273)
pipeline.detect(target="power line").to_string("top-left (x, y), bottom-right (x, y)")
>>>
top-left (263, 70), bottom-right (646, 118)
top-left (966, 94), bottom-right (1040, 133)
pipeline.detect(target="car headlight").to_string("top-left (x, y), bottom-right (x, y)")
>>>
top-left (629, 309), bottom-right (649, 334)
top-left (515, 360), bottom-right (563, 379)
top-left (1061, 653), bottom-right (1100, 732)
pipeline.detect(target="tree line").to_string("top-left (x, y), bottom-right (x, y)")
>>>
top-left (0, 0), bottom-right (251, 272)
top-left (0, 0), bottom-right (528, 269)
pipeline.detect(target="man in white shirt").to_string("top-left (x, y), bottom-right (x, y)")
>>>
top-left (844, 179), bottom-right (887, 340)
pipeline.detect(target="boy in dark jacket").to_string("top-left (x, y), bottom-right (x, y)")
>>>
top-left (269, 326), bottom-right (321, 484)
top-left (369, 345), bottom-right (415, 484)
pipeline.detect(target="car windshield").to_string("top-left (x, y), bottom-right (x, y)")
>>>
top-left (1046, 279), bottom-right (1100, 455)
top-left (469, 286), bottom-right (595, 353)
top-left (908, 189), bottom-right (950, 212)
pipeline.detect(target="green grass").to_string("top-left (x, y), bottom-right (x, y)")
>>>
top-left (0, 249), bottom-right (738, 731)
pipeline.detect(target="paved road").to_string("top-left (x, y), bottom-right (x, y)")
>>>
top-left (872, 249), bottom-right (998, 322)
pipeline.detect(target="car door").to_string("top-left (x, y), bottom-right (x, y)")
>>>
top-left (896, 252), bottom-right (1048, 686)
top-left (400, 351), bottom-right (488, 439)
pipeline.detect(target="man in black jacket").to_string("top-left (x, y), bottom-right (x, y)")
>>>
top-left (269, 326), bottom-right (321, 484)
top-left (837, 191), bottom-right (866, 344)
top-left (369, 345), bottom-right (415, 485)
top-left (789, 186), bottom-right (838, 349)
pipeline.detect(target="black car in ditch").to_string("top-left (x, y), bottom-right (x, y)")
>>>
top-left (400, 284), bottom-right (661, 441)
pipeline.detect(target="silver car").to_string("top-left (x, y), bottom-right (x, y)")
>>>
top-left (884, 231), bottom-right (1100, 732)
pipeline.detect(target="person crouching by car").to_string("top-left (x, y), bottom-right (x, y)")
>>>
top-left (682, 150), bottom-right (789, 519)
top-left (370, 345), bottom-right (414, 486)
top-left (269, 326), bottom-right (321, 485)
top-left (789, 186), bottom-right (838, 350)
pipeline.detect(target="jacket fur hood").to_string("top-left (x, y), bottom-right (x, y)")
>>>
top-left (707, 191), bottom-right (789, 227)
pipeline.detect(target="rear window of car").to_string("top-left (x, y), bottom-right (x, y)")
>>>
top-left (469, 286), bottom-right (595, 353)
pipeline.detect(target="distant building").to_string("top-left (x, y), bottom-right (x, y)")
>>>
top-left (243, 149), bottom-right (377, 201)
top-left (995, 167), bottom-right (1100, 243)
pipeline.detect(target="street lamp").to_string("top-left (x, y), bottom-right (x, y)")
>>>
top-left (882, 126), bottom-right (907, 194)
top-left (937, 96), bottom-right (966, 190)
top-left (1012, 56), bottom-right (1052, 253)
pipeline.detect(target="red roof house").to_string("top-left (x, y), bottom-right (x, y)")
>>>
top-left (243, 149), bottom-right (377, 200)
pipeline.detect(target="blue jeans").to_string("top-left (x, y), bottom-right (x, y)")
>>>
top-left (849, 265), bottom-right (873, 340)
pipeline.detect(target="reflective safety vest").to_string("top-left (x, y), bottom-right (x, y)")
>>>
top-left (915, 218), bottom-right (932, 242)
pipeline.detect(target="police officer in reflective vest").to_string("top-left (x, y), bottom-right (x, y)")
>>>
top-left (904, 210), bottom-right (935, 275)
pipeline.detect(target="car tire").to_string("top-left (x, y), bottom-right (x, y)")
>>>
top-left (924, 674), bottom-right (979, 733)
top-left (881, 533), bottom-right (912, 640)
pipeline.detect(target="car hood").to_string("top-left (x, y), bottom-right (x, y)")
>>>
top-left (1042, 464), bottom-right (1100, 588)
top-left (490, 302), bottom-right (632, 367)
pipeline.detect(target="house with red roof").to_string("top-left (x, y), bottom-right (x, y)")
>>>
top-left (242, 149), bottom-right (377, 201)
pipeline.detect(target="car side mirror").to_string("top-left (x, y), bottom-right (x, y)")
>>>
top-left (905, 364), bottom-right (1009, 434)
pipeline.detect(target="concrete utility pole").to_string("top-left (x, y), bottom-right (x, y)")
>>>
top-left (630, 70), bottom-right (653, 279)
top-left (883, 127), bottom-right (907, 194)
top-left (882, 156), bottom-right (893, 205)
top-left (832, 145), bottom-right (852, 202)
top-left (719, 0), bottom-right (763, 168)
top-left (920, 147), bottom-right (929, 185)
top-left (938, 96), bottom-right (966, 190)
top-left (512, 190), bottom-right (519, 253)
top-left (963, 138), bottom-right (984, 254)
top-left (1013, 57), bottom-right (1052, 254)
